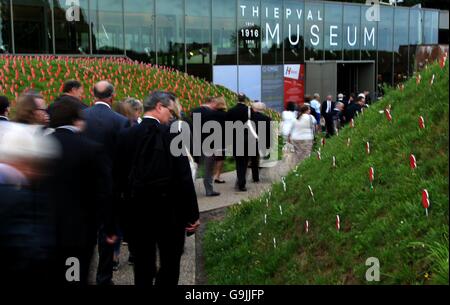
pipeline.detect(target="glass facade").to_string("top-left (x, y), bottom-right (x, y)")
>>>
top-left (377, 6), bottom-right (394, 87)
top-left (393, 7), bottom-right (409, 85)
top-left (324, 2), bottom-right (342, 61)
top-left (0, 0), bottom-right (442, 92)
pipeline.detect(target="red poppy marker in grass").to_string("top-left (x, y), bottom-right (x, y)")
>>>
top-left (419, 116), bottom-right (425, 129)
top-left (384, 108), bottom-right (392, 122)
top-left (440, 52), bottom-right (447, 69)
top-left (422, 189), bottom-right (430, 217)
top-left (321, 138), bottom-right (326, 147)
top-left (369, 167), bottom-right (375, 190)
top-left (336, 215), bottom-right (341, 231)
top-left (410, 154), bottom-right (417, 170)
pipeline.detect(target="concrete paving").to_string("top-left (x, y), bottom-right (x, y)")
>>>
top-left (88, 159), bottom-right (294, 285)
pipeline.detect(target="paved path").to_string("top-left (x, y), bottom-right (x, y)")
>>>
top-left (88, 159), bottom-right (294, 285)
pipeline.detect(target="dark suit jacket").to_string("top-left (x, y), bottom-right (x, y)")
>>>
top-left (83, 102), bottom-right (130, 164)
top-left (114, 118), bottom-right (199, 236)
top-left (344, 102), bottom-right (362, 124)
top-left (226, 103), bottom-right (254, 156)
top-left (49, 128), bottom-right (111, 247)
top-left (252, 111), bottom-right (272, 153)
top-left (321, 100), bottom-right (336, 118)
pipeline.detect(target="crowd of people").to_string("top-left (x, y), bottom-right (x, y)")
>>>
top-left (282, 91), bottom-right (370, 163)
top-left (0, 77), bottom-right (370, 286)
top-left (0, 79), bottom-right (276, 286)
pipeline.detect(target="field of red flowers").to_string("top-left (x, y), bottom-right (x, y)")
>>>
top-left (0, 55), bottom-right (240, 115)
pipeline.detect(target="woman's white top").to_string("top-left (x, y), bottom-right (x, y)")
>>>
top-left (281, 110), bottom-right (298, 137)
top-left (289, 114), bottom-right (317, 141)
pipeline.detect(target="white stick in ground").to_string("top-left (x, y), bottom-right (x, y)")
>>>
top-left (281, 177), bottom-right (286, 192)
top-left (308, 185), bottom-right (315, 202)
top-left (273, 238), bottom-right (277, 248)
top-left (279, 205), bottom-right (283, 216)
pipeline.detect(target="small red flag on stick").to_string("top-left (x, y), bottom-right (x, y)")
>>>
top-left (419, 116), bottom-right (425, 129)
top-left (422, 189), bottom-right (430, 217)
top-left (369, 167), bottom-right (375, 190)
top-left (410, 154), bottom-right (417, 170)
top-left (385, 109), bottom-right (392, 122)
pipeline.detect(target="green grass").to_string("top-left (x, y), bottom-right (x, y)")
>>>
top-left (203, 61), bottom-right (449, 284)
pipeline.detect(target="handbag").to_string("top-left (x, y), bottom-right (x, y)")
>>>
top-left (247, 106), bottom-right (258, 140)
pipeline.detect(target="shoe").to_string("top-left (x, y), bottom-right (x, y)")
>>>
top-left (214, 179), bottom-right (226, 184)
top-left (206, 191), bottom-right (221, 197)
top-left (238, 187), bottom-right (247, 192)
top-left (253, 180), bottom-right (260, 183)
top-left (112, 261), bottom-right (119, 271)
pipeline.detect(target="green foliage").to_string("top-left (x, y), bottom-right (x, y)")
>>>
top-left (203, 61), bottom-right (449, 284)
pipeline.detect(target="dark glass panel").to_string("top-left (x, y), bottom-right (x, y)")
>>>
top-left (304, 1), bottom-right (323, 61)
top-left (262, 0), bottom-right (282, 65)
top-left (186, 0), bottom-right (211, 80)
top-left (53, 0), bottom-right (90, 54)
top-left (0, 0), bottom-right (12, 53)
top-left (91, 0), bottom-right (125, 54)
top-left (156, 0), bottom-right (184, 71)
top-left (238, 0), bottom-right (261, 65)
top-left (212, 0), bottom-right (236, 65)
top-left (13, 0), bottom-right (53, 53)
top-left (343, 4), bottom-right (360, 61)
top-left (324, 3), bottom-right (342, 61)
top-left (124, 0), bottom-right (154, 63)
top-left (283, 0), bottom-right (304, 64)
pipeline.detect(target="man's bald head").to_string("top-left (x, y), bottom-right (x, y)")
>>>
top-left (93, 81), bottom-right (114, 103)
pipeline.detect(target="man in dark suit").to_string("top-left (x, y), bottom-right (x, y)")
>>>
top-left (48, 98), bottom-right (111, 285)
top-left (114, 91), bottom-right (200, 286)
top-left (250, 102), bottom-right (272, 183)
top-left (48, 80), bottom-right (87, 121)
top-left (0, 95), bottom-right (10, 121)
top-left (190, 97), bottom-right (220, 196)
top-left (83, 80), bottom-right (130, 285)
top-left (321, 95), bottom-right (336, 137)
top-left (344, 95), bottom-right (363, 125)
top-left (226, 94), bottom-right (255, 192)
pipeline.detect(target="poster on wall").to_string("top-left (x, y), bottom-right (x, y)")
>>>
top-left (284, 64), bottom-right (305, 109)
top-left (262, 65), bottom-right (284, 112)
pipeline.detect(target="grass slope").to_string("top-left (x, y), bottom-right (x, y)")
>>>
top-left (203, 61), bottom-right (449, 284)
top-left (0, 55), bottom-right (239, 114)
